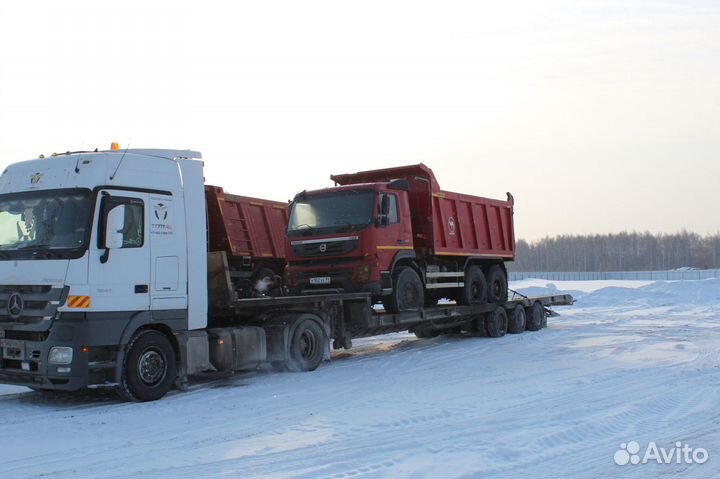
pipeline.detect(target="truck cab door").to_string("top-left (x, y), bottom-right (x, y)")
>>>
top-left (88, 190), bottom-right (151, 312)
top-left (376, 191), bottom-right (413, 268)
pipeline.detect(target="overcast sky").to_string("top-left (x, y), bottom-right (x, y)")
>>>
top-left (0, 0), bottom-right (717, 240)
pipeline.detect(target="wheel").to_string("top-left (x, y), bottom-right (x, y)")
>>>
top-left (458, 265), bottom-right (488, 305)
top-left (526, 302), bottom-right (546, 331)
top-left (508, 304), bottom-right (527, 333)
top-left (284, 319), bottom-right (326, 372)
top-left (382, 266), bottom-right (424, 313)
top-left (485, 264), bottom-right (508, 303)
top-left (486, 306), bottom-right (507, 338)
top-left (118, 330), bottom-right (177, 402)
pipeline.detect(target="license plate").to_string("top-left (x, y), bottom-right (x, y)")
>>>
top-left (1, 339), bottom-right (24, 360)
top-left (309, 277), bottom-right (331, 285)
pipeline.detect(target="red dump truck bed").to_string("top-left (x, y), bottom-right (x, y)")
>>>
top-left (331, 163), bottom-right (515, 260)
top-left (205, 185), bottom-right (288, 260)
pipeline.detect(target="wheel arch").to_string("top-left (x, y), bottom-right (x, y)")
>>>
top-left (115, 314), bottom-right (184, 385)
top-left (383, 250), bottom-right (421, 290)
top-left (462, 257), bottom-right (507, 274)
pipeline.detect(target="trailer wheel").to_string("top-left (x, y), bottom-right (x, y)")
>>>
top-left (526, 302), bottom-right (546, 331)
top-left (458, 265), bottom-right (488, 305)
top-left (383, 266), bottom-right (423, 313)
top-left (485, 264), bottom-right (508, 303)
top-left (285, 319), bottom-right (326, 372)
top-left (486, 306), bottom-right (507, 338)
top-left (118, 330), bottom-right (177, 402)
top-left (508, 304), bottom-right (526, 333)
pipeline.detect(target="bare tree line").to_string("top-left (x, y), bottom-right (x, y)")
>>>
top-left (509, 231), bottom-right (720, 272)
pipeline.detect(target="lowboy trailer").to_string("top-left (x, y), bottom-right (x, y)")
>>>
top-left (0, 147), bottom-right (572, 401)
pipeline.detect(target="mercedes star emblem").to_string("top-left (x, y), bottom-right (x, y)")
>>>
top-left (7, 292), bottom-right (24, 319)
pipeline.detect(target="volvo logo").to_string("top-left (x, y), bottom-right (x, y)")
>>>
top-left (319, 243), bottom-right (327, 253)
top-left (7, 292), bottom-right (24, 319)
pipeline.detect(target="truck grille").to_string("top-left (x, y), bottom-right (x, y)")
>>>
top-left (292, 238), bottom-right (358, 257)
top-left (0, 286), bottom-right (68, 324)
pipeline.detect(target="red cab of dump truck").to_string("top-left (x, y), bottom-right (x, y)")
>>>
top-left (205, 185), bottom-right (288, 296)
top-left (286, 164), bottom-right (515, 312)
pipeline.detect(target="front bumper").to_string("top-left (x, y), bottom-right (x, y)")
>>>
top-left (0, 316), bottom-right (115, 391)
top-left (290, 262), bottom-right (382, 296)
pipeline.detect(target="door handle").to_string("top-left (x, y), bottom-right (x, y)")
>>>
top-left (134, 284), bottom-right (148, 294)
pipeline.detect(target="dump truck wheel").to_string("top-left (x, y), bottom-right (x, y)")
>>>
top-left (285, 319), bottom-right (326, 372)
top-left (526, 302), bottom-right (546, 331)
top-left (383, 266), bottom-right (424, 313)
top-left (485, 264), bottom-right (508, 303)
top-left (508, 304), bottom-right (527, 333)
top-left (486, 306), bottom-right (507, 337)
top-left (118, 330), bottom-right (176, 402)
top-left (458, 265), bottom-right (488, 305)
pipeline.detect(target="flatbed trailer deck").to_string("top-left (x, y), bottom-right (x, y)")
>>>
top-left (204, 291), bottom-right (574, 376)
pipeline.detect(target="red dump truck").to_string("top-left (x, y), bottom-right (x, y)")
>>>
top-left (205, 186), bottom-right (288, 298)
top-left (286, 164), bottom-right (515, 312)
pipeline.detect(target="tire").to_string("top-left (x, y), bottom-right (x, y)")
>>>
top-left (526, 302), bottom-right (546, 331)
top-left (508, 304), bottom-right (527, 334)
top-left (284, 319), bottom-right (326, 372)
top-left (382, 266), bottom-right (424, 314)
top-left (458, 265), bottom-right (488, 305)
top-left (485, 264), bottom-right (508, 303)
top-left (485, 306), bottom-right (507, 338)
top-left (118, 330), bottom-right (177, 402)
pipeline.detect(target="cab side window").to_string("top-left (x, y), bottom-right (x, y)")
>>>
top-left (98, 196), bottom-right (145, 249)
top-left (387, 194), bottom-right (399, 224)
top-left (121, 202), bottom-right (144, 247)
top-left (378, 193), bottom-right (400, 224)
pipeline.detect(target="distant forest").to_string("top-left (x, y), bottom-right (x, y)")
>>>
top-left (508, 232), bottom-right (720, 272)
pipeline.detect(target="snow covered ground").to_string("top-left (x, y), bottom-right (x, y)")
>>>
top-left (2, 279), bottom-right (720, 478)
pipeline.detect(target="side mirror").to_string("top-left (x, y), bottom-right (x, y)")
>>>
top-left (104, 205), bottom-right (126, 249)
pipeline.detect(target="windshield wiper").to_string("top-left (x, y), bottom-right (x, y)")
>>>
top-left (333, 220), bottom-right (358, 232)
top-left (33, 250), bottom-right (63, 259)
top-left (16, 243), bottom-right (52, 250)
top-left (14, 244), bottom-right (64, 259)
top-left (292, 224), bottom-right (316, 235)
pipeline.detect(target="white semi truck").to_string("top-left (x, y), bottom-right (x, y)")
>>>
top-left (0, 147), bottom-right (572, 401)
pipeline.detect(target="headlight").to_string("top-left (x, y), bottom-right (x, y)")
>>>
top-left (49, 347), bottom-right (73, 364)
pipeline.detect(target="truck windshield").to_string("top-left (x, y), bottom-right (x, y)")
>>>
top-left (0, 188), bottom-right (92, 258)
top-left (288, 189), bottom-right (374, 236)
